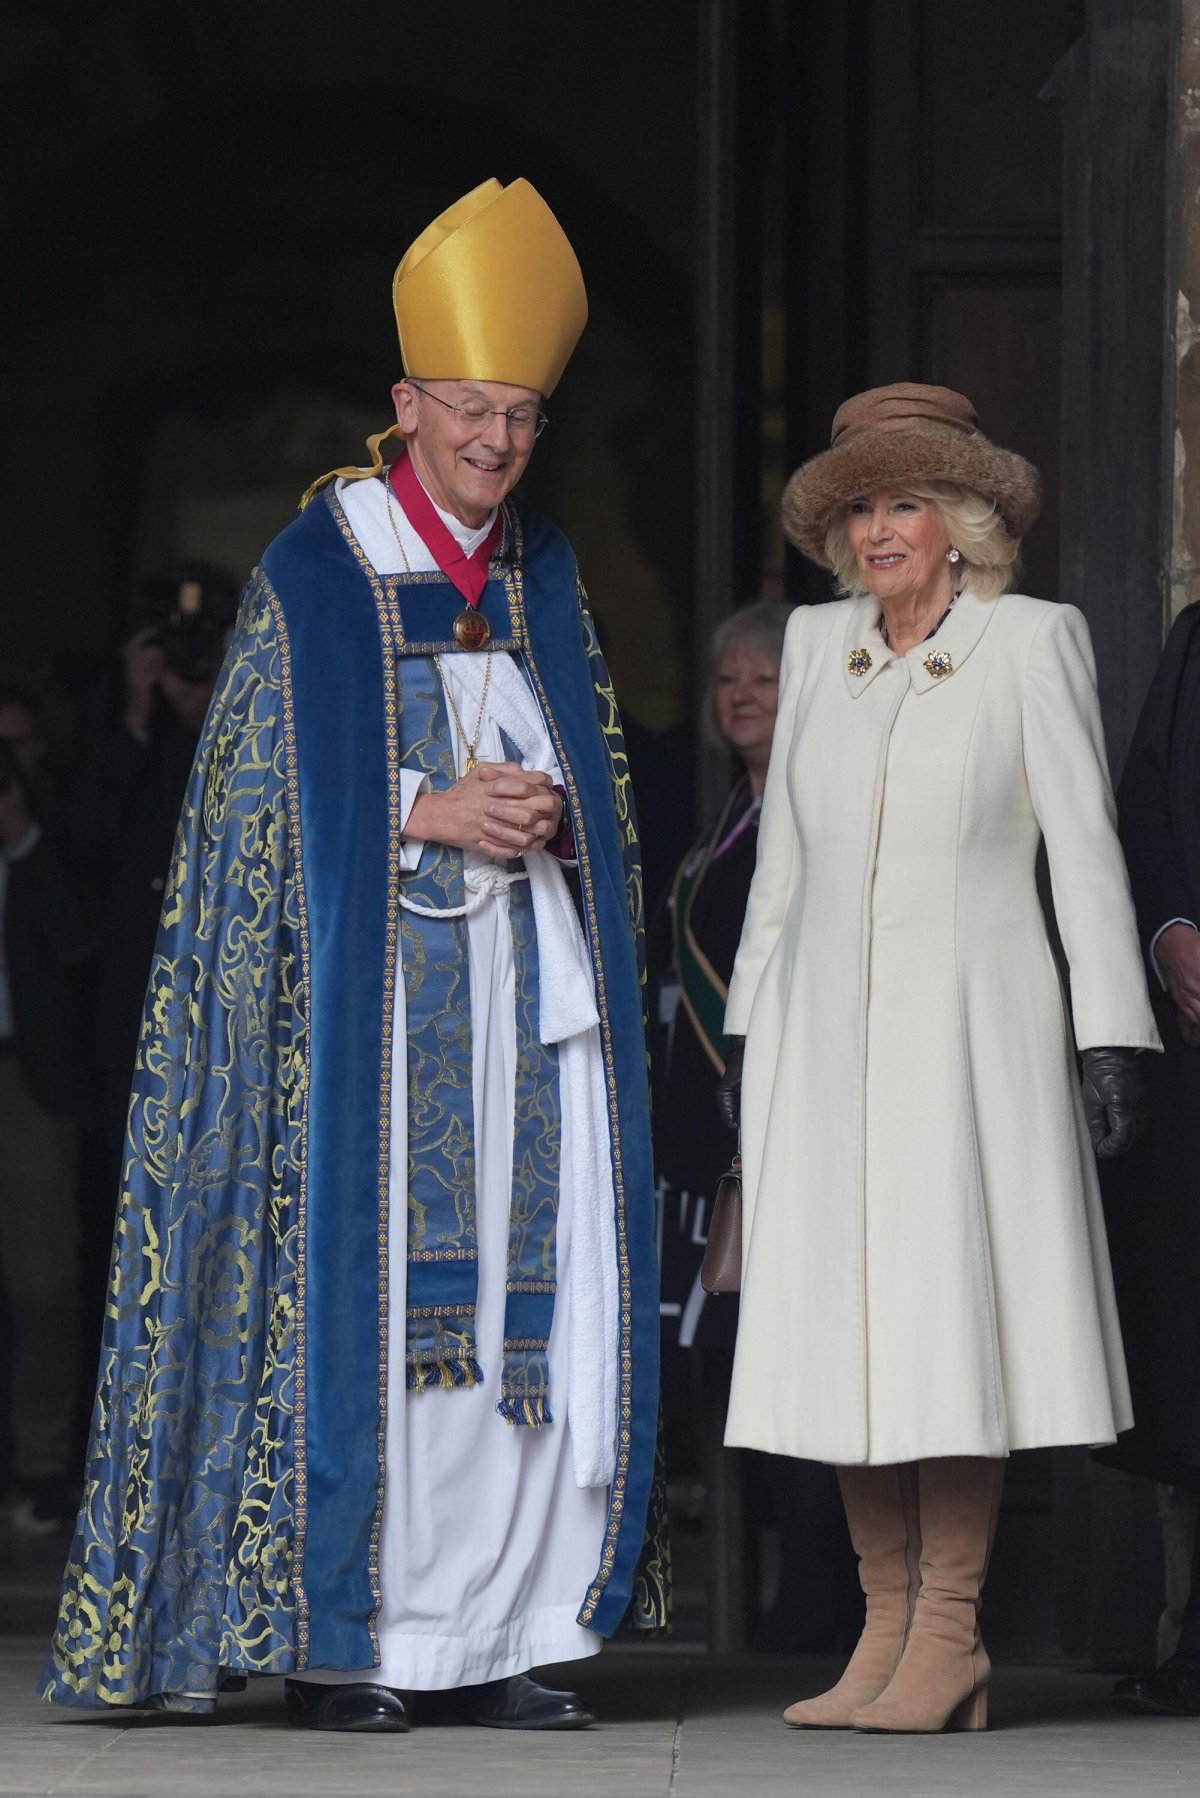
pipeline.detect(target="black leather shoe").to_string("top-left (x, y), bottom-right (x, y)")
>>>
top-left (450, 1673), bottom-right (597, 1730)
top-left (1114, 1656), bottom-right (1200, 1716)
top-left (284, 1678), bottom-right (410, 1732)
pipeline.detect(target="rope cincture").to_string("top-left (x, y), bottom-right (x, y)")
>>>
top-left (397, 864), bottom-right (529, 920)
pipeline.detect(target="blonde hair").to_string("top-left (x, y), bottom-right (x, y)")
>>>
top-left (702, 599), bottom-right (793, 751)
top-left (823, 480), bottom-right (1021, 602)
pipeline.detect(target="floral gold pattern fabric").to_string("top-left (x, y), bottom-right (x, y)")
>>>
top-left (42, 579), bottom-right (308, 1709)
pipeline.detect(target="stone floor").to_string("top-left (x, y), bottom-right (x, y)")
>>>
top-left (6, 1508), bottom-right (1200, 1796)
top-left (4, 1638), bottom-right (1200, 1797)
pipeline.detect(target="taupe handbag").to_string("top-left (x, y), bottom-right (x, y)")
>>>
top-left (700, 1151), bottom-right (743, 1294)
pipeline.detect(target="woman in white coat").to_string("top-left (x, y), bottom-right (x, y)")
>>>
top-left (717, 384), bottom-right (1161, 1735)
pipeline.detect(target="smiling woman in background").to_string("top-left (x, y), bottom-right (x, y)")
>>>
top-left (717, 384), bottom-right (1160, 1734)
top-left (656, 599), bottom-right (791, 1360)
top-left (655, 598), bottom-right (860, 1656)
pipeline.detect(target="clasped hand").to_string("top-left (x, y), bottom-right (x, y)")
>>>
top-left (406, 761), bottom-right (563, 861)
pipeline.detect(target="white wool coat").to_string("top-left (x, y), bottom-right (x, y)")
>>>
top-left (723, 591), bottom-right (1161, 1466)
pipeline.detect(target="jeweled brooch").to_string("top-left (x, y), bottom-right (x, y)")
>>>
top-left (923, 649), bottom-right (953, 679)
top-left (847, 648), bottom-right (873, 677)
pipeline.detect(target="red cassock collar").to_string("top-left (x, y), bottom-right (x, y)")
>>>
top-left (389, 452), bottom-right (503, 609)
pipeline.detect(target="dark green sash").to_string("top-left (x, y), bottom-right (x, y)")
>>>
top-left (671, 784), bottom-right (748, 1074)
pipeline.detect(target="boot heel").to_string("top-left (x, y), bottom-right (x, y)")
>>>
top-left (947, 1684), bottom-right (988, 1732)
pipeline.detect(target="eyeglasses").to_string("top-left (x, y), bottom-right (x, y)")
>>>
top-left (407, 381), bottom-right (548, 440)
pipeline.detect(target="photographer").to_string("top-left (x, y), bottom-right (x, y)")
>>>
top-left (85, 568), bottom-right (236, 1098)
top-left (0, 684), bottom-right (93, 1533)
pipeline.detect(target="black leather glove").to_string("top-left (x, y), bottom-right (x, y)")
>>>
top-left (715, 1036), bottom-right (745, 1134)
top-left (1080, 1047), bottom-right (1150, 1160)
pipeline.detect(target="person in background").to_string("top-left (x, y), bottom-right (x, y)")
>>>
top-left (654, 599), bottom-right (860, 1651)
top-left (0, 683), bottom-right (93, 1533)
top-left (84, 569), bottom-right (235, 1110)
top-left (718, 383), bottom-right (1158, 1734)
top-left (657, 599), bottom-right (791, 1355)
top-left (1097, 604), bottom-right (1200, 1716)
top-left (65, 573), bottom-right (236, 1415)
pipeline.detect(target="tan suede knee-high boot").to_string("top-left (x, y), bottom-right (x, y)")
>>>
top-left (783, 1463), bottom-right (921, 1729)
top-left (852, 1455), bottom-right (1004, 1734)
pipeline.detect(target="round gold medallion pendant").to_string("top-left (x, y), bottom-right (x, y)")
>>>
top-left (454, 607), bottom-right (491, 650)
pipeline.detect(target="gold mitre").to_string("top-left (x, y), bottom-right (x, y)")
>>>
top-left (393, 178), bottom-right (588, 396)
top-left (298, 179), bottom-right (586, 507)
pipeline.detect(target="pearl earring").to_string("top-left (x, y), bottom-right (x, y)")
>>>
top-left (947, 547), bottom-right (961, 564)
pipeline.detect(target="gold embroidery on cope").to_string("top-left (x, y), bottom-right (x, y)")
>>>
top-left (48, 580), bottom-right (312, 1700)
top-left (266, 580), bottom-right (314, 1663)
top-left (366, 576), bottom-right (406, 1658)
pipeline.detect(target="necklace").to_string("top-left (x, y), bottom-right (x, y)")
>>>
top-left (880, 592), bottom-right (957, 651)
top-left (435, 651), bottom-right (493, 774)
top-left (385, 470), bottom-right (493, 650)
top-left (384, 475), bottom-right (494, 773)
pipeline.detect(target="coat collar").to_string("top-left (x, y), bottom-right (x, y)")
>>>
top-left (841, 589), bottom-right (998, 697)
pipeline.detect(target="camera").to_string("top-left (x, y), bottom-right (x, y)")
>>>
top-left (139, 568), bottom-right (238, 687)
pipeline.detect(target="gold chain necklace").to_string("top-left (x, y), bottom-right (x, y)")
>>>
top-left (385, 475), bottom-right (494, 773)
top-left (436, 651), bottom-right (493, 774)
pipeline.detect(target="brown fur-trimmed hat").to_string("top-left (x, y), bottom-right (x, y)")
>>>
top-left (782, 383), bottom-right (1042, 566)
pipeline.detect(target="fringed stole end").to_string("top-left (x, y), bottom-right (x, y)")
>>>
top-left (498, 1337), bottom-right (552, 1427)
top-left (406, 1357), bottom-right (485, 1392)
top-left (496, 1395), bottom-right (554, 1428)
top-left (405, 1299), bottom-right (482, 1393)
top-left (298, 470), bottom-right (336, 512)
